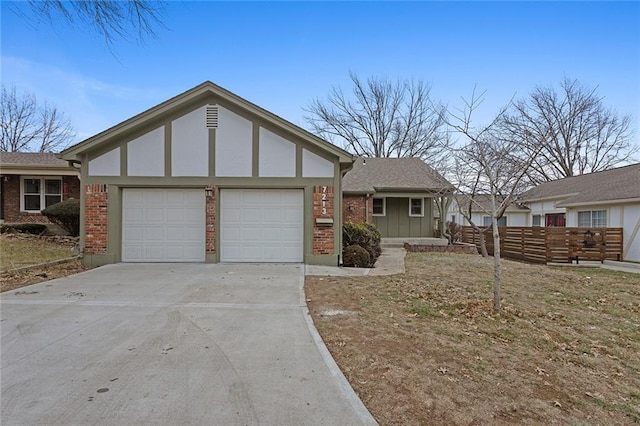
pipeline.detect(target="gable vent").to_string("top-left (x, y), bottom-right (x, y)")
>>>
top-left (206, 105), bottom-right (219, 128)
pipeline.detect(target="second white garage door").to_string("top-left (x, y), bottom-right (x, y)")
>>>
top-left (220, 189), bottom-right (303, 262)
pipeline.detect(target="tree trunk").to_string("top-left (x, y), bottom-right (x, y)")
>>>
top-left (492, 216), bottom-right (502, 312)
top-left (472, 224), bottom-right (489, 257)
top-left (479, 231), bottom-right (489, 257)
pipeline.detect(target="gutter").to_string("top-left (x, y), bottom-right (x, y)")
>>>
top-left (556, 197), bottom-right (640, 208)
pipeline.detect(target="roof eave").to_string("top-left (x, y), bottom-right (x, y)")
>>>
top-left (0, 165), bottom-right (79, 175)
top-left (60, 81), bottom-right (354, 163)
top-left (519, 193), bottom-right (578, 203)
top-left (344, 192), bottom-right (375, 196)
top-left (374, 186), bottom-right (453, 193)
top-left (557, 197), bottom-right (640, 208)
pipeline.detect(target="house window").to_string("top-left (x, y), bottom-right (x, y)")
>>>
top-left (451, 215), bottom-right (456, 224)
top-left (409, 198), bottom-right (424, 217)
top-left (532, 215), bottom-right (542, 227)
top-left (372, 198), bottom-right (385, 216)
top-left (545, 213), bottom-right (566, 227)
top-left (21, 177), bottom-right (62, 212)
top-left (483, 216), bottom-right (507, 227)
top-left (578, 210), bottom-right (607, 227)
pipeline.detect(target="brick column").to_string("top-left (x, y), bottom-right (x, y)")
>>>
top-left (313, 185), bottom-right (334, 255)
top-left (205, 185), bottom-right (217, 253)
top-left (85, 184), bottom-right (108, 254)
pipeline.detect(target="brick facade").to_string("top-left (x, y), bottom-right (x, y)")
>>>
top-left (205, 185), bottom-right (216, 253)
top-left (1, 174), bottom-right (80, 223)
top-left (312, 185), bottom-right (335, 255)
top-left (343, 194), bottom-right (373, 224)
top-left (84, 184), bottom-right (108, 255)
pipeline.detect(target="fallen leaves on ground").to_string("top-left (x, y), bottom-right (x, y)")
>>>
top-left (306, 253), bottom-right (640, 425)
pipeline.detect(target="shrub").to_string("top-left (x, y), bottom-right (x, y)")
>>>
top-left (342, 244), bottom-right (371, 268)
top-left (0, 223), bottom-right (48, 234)
top-left (42, 199), bottom-right (80, 237)
top-left (434, 221), bottom-right (462, 244)
top-left (448, 221), bottom-right (462, 243)
top-left (343, 222), bottom-right (382, 266)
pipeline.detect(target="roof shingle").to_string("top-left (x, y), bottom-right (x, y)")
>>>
top-left (520, 163), bottom-right (640, 206)
top-left (0, 152), bottom-right (69, 168)
top-left (342, 157), bottom-right (452, 193)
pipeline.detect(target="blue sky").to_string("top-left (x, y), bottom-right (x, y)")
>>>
top-left (2, 1), bottom-right (639, 146)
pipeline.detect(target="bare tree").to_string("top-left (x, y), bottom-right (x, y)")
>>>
top-left (447, 89), bottom-right (541, 312)
top-left (12, 0), bottom-right (166, 45)
top-left (305, 73), bottom-right (449, 165)
top-left (1, 85), bottom-right (75, 153)
top-left (448, 164), bottom-right (492, 258)
top-left (504, 78), bottom-right (637, 183)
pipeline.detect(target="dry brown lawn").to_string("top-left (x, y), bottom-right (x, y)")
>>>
top-left (306, 253), bottom-right (640, 425)
top-left (1, 234), bottom-right (88, 292)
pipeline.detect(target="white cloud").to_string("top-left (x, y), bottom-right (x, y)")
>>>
top-left (1, 56), bottom-right (167, 141)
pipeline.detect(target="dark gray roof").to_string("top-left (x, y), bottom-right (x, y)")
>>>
top-left (520, 163), bottom-right (640, 206)
top-left (342, 157), bottom-right (453, 194)
top-left (0, 152), bottom-right (69, 168)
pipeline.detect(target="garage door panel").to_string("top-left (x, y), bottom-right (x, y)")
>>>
top-left (145, 230), bottom-right (164, 241)
top-left (262, 227), bottom-right (282, 240)
top-left (126, 208), bottom-right (144, 222)
top-left (185, 208), bottom-right (204, 221)
top-left (123, 246), bottom-right (143, 261)
top-left (241, 225), bottom-right (262, 239)
top-left (122, 189), bottom-right (205, 262)
top-left (144, 246), bottom-right (164, 259)
top-left (183, 226), bottom-right (205, 240)
top-left (123, 226), bottom-right (143, 240)
top-left (262, 209), bottom-right (283, 222)
top-left (221, 189), bottom-right (303, 262)
top-left (262, 191), bottom-right (282, 203)
top-left (242, 246), bottom-right (262, 260)
top-left (242, 190), bottom-right (263, 203)
top-left (242, 208), bottom-right (262, 222)
top-left (224, 227), bottom-right (241, 241)
top-left (166, 227), bottom-right (186, 240)
top-left (145, 208), bottom-right (164, 222)
top-left (145, 191), bottom-right (165, 204)
top-left (280, 227), bottom-right (301, 241)
top-left (166, 208), bottom-right (184, 221)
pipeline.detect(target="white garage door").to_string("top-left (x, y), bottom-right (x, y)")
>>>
top-left (220, 189), bottom-right (303, 262)
top-left (122, 189), bottom-right (205, 262)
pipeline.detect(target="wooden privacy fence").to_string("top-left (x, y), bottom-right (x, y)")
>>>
top-left (461, 226), bottom-right (624, 264)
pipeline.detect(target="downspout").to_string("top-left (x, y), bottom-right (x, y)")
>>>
top-left (365, 193), bottom-right (370, 222)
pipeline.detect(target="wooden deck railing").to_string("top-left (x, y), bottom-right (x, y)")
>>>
top-left (461, 226), bottom-right (623, 264)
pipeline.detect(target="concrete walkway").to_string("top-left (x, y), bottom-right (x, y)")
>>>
top-left (548, 260), bottom-right (640, 274)
top-left (1, 263), bottom-right (377, 425)
top-left (368, 248), bottom-right (406, 276)
top-left (306, 248), bottom-right (406, 277)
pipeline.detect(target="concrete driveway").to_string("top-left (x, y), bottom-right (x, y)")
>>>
top-left (1, 263), bottom-right (376, 425)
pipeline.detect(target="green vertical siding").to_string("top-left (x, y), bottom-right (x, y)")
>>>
top-left (373, 197), bottom-right (433, 238)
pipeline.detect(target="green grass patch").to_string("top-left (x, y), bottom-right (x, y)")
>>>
top-left (408, 302), bottom-right (440, 318)
top-left (0, 236), bottom-right (74, 271)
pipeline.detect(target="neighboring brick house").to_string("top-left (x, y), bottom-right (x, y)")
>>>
top-left (0, 152), bottom-right (80, 223)
top-left (342, 157), bottom-right (453, 238)
top-left (59, 81), bottom-right (354, 267)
